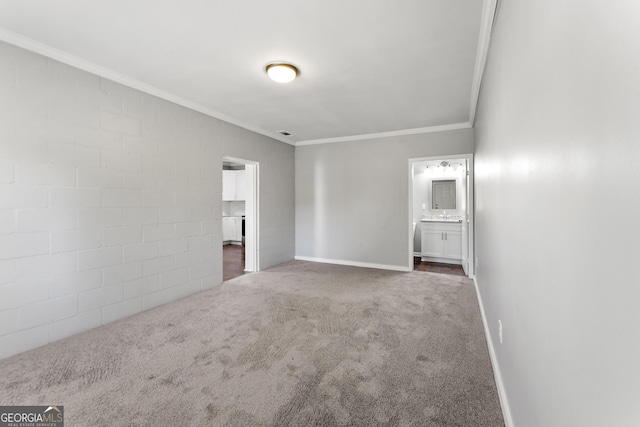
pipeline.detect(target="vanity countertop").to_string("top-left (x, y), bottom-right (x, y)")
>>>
top-left (420, 218), bottom-right (463, 223)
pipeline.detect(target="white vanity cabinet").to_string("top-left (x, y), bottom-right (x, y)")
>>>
top-left (420, 221), bottom-right (462, 264)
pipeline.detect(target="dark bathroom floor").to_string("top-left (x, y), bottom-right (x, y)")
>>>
top-left (413, 257), bottom-right (466, 276)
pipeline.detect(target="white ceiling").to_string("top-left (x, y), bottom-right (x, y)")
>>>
top-left (0, 0), bottom-right (494, 145)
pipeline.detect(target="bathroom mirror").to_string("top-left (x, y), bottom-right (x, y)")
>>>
top-left (432, 179), bottom-right (456, 209)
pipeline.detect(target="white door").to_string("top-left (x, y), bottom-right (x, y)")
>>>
top-left (244, 164), bottom-right (256, 272)
top-left (460, 160), bottom-right (469, 275)
top-left (421, 229), bottom-right (444, 257)
top-left (444, 230), bottom-right (462, 259)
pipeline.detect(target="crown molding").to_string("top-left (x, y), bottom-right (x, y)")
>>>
top-left (295, 122), bottom-right (472, 146)
top-left (0, 27), bottom-right (295, 146)
top-left (469, 0), bottom-right (498, 125)
top-left (1, 18), bottom-right (486, 149)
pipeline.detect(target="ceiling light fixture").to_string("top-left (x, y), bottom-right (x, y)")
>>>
top-left (266, 63), bottom-right (298, 83)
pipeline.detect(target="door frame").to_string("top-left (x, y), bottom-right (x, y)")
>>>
top-left (407, 154), bottom-right (474, 277)
top-left (222, 155), bottom-right (260, 272)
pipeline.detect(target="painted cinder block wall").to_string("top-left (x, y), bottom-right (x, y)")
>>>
top-left (0, 41), bottom-right (295, 359)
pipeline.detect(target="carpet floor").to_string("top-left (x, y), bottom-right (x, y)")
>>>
top-left (0, 261), bottom-right (504, 426)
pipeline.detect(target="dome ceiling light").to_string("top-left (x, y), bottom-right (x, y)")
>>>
top-left (265, 63), bottom-right (299, 83)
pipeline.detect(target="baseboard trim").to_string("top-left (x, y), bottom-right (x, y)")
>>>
top-left (473, 276), bottom-right (515, 427)
top-left (294, 256), bottom-right (411, 272)
top-left (419, 256), bottom-right (462, 266)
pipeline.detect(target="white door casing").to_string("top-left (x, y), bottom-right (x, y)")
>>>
top-left (222, 156), bottom-right (259, 273)
top-left (408, 154), bottom-right (474, 277)
top-left (460, 158), bottom-right (469, 275)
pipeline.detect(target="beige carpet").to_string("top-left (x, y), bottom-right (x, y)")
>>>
top-left (0, 261), bottom-right (504, 426)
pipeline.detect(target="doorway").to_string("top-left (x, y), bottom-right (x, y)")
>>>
top-left (408, 155), bottom-right (474, 277)
top-left (222, 156), bottom-right (259, 281)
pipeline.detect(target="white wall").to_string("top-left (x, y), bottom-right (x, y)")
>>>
top-left (474, 0), bottom-right (640, 425)
top-left (0, 41), bottom-right (294, 359)
top-left (295, 129), bottom-right (473, 270)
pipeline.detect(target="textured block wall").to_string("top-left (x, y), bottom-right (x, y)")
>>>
top-left (0, 41), bottom-right (294, 359)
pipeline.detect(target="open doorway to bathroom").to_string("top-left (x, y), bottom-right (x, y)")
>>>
top-left (222, 156), bottom-right (259, 281)
top-left (408, 155), bottom-right (474, 277)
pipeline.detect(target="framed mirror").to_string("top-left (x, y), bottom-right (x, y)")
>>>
top-left (432, 179), bottom-right (456, 209)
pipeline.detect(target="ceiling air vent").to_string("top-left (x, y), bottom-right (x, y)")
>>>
top-left (277, 131), bottom-right (291, 136)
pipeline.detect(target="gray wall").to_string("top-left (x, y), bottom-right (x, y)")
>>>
top-left (0, 41), bottom-right (294, 359)
top-left (295, 129), bottom-right (473, 270)
top-left (474, 0), bottom-right (640, 425)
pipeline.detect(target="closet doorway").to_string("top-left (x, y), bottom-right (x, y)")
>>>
top-left (222, 156), bottom-right (259, 280)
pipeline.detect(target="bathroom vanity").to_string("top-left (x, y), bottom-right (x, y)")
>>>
top-left (420, 219), bottom-right (462, 264)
